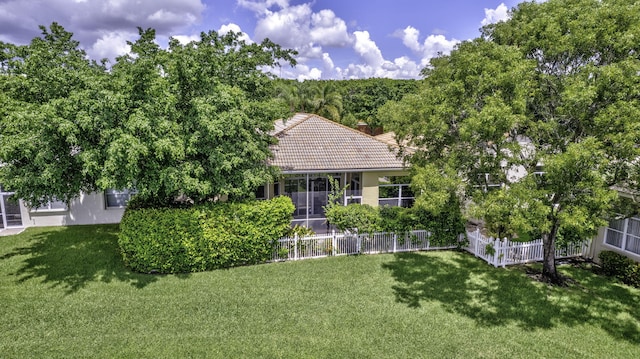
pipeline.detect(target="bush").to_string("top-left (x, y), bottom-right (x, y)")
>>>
top-left (598, 250), bottom-right (640, 288)
top-left (118, 196), bottom-right (294, 273)
top-left (325, 201), bottom-right (465, 247)
top-left (324, 203), bottom-right (380, 234)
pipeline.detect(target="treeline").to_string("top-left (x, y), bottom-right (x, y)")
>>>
top-left (273, 78), bottom-right (419, 131)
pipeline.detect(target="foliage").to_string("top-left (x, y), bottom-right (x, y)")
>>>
top-left (287, 224), bottom-right (315, 237)
top-left (381, 0), bottom-right (640, 283)
top-left (0, 24), bottom-right (297, 207)
top-left (599, 250), bottom-right (640, 288)
top-left (324, 201), bottom-right (464, 247)
top-left (273, 78), bottom-right (419, 129)
top-left (118, 196), bottom-right (294, 273)
top-left (324, 203), bottom-right (380, 234)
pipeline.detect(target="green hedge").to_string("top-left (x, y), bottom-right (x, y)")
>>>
top-left (118, 196), bottom-right (294, 273)
top-left (599, 250), bottom-right (640, 288)
top-left (325, 202), bottom-right (465, 247)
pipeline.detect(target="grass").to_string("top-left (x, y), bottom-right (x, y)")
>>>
top-left (1, 225), bottom-right (639, 358)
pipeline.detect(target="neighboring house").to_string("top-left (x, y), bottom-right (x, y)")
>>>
top-left (263, 113), bottom-right (410, 232)
top-left (590, 187), bottom-right (640, 263)
top-left (1, 113), bottom-right (410, 232)
top-left (0, 186), bottom-right (134, 231)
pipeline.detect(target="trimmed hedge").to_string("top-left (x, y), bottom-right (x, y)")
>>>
top-left (599, 250), bottom-right (640, 288)
top-left (325, 202), bottom-right (465, 247)
top-left (118, 196), bottom-right (294, 273)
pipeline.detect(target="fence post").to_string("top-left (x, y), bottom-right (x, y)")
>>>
top-left (501, 238), bottom-right (507, 268)
top-left (492, 238), bottom-right (499, 267)
top-left (332, 230), bottom-right (337, 256)
top-left (294, 233), bottom-right (298, 261)
top-left (474, 229), bottom-right (480, 257)
top-left (356, 232), bottom-right (362, 254)
top-left (393, 233), bottom-right (397, 253)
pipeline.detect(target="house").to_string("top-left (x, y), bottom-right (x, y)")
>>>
top-left (263, 113), bottom-right (411, 232)
top-left (0, 186), bottom-right (133, 232)
top-left (0, 113), bottom-right (410, 234)
top-left (589, 187), bottom-right (640, 263)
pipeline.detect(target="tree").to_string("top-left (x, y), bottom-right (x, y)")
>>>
top-left (380, 0), bottom-right (640, 284)
top-left (0, 23), bottom-right (109, 206)
top-left (309, 81), bottom-right (343, 122)
top-left (0, 24), bottom-right (297, 207)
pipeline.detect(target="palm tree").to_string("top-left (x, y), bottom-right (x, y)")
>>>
top-left (276, 82), bottom-right (313, 113)
top-left (310, 82), bottom-right (343, 122)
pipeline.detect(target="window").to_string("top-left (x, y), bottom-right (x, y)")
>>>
top-left (344, 173), bottom-right (362, 205)
top-left (105, 188), bottom-right (137, 208)
top-left (476, 173), bottom-right (502, 192)
top-left (31, 198), bottom-right (67, 212)
top-left (604, 216), bottom-right (640, 256)
top-left (378, 176), bottom-right (414, 208)
top-left (254, 185), bottom-right (266, 200)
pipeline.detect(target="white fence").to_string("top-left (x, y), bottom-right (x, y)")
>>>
top-left (272, 230), bottom-right (457, 261)
top-left (465, 229), bottom-right (592, 267)
top-left (272, 228), bottom-right (591, 267)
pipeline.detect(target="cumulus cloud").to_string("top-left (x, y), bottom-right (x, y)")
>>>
top-left (336, 55), bottom-right (420, 80)
top-left (352, 31), bottom-right (384, 68)
top-left (400, 26), bottom-right (459, 67)
top-left (172, 34), bottom-right (201, 45)
top-left (481, 3), bottom-right (510, 26)
top-left (88, 31), bottom-right (132, 60)
top-left (0, 0), bottom-right (205, 61)
top-left (251, 3), bottom-right (351, 60)
top-left (310, 10), bottom-right (351, 47)
top-left (237, 0), bottom-right (289, 14)
top-left (218, 23), bottom-right (253, 43)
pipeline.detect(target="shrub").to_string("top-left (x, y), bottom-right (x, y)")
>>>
top-left (598, 250), bottom-right (640, 288)
top-left (324, 203), bottom-right (380, 234)
top-left (325, 201), bottom-right (464, 247)
top-left (118, 196), bottom-right (294, 273)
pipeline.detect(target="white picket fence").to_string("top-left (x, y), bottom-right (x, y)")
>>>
top-left (272, 230), bottom-right (457, 261)
top-left (272, 228), bottom-right (591, 267)
top-left (464, 229), bottom-right (592, 267)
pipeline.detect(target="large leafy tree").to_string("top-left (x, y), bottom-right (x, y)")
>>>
top-left (0, 23), bottom-right (110, 205)
top-left (0, 24), bottom-right (297, 207)
top-left (381, 0), bottom-right (640, 284)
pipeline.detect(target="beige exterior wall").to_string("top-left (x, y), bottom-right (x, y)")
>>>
top-left (362, 170), bottom-right (409, 207)
top-left (18, 192), bottom-right (125, 227)
top-left (590, 221), bottom-right (640, 264)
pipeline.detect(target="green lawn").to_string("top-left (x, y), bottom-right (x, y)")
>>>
top-left (1, 225), bottom-right (639, 358)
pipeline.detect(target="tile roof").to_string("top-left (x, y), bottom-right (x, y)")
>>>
top-left (374, 132), bottom-right (399, 147)
top-left (270, 113), bottom-right (406, 173)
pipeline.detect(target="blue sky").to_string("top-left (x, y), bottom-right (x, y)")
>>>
top-left (0, 0), bottom-right (522, 79)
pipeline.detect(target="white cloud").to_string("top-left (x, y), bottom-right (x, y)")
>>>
top-left (252, 3), bottom-right (351, 60)
top-left (352, 31), bottom-right (384, 68)
top-left (218, 23), bottom-right (253, 43)
top-left (172, 34), bottom-right (201, 45)
top-left (481, 3), bottom-right (509, 26)
top-left (400, 26), bottom-right (459, 67)
top-left (310, 9), bottom-right (351, 47)
top-left (0, 0), bottom-right (205, 58)
top-left (237, 0), bottom-right (289, 15)
top-left (88, 31), bottom-right (132, 60)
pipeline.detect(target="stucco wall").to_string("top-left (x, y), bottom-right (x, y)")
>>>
top-left (19, 192), bottom-right (125, 227)
top-left (362, 170), bottom-right (409, 207)
top-left (590, 223), bottom-right (640, 264)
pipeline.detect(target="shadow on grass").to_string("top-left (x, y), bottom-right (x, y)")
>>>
top-left (382, 251), bottom-right (640, 344)
top-left (1, 225), bottom-right (164, 293)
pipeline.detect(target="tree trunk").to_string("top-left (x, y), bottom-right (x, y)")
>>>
top-left (541, 222), bottom-right (563, 285)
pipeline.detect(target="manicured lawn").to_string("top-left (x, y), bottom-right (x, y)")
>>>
top-left (1, 225), bottom-right (639, 358)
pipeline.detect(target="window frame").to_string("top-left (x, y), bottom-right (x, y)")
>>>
top-left (104, 188), bottom-right (138, 209)
top-left (603, 216), bottom-right (640, 256)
